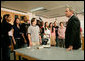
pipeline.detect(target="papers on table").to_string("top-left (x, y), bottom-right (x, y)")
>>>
top-left (26, 45), bottom-right (51, 49)
top-left (37, 45), bottom-right (51, 49)
top-left (42, 45), bottom-right (51, 48)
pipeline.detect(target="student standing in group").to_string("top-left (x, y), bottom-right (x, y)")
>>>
top-left (65, 8), bottom-right (81, 51)
top-left (42, 22), bottom-right (51, 45)
top-left (58, 22), bottom-right (66, 48)
top-left (20, 16), bottom-right (30, 47)
top-left (27, 18), bottom-right (42, 46)
top-left (49, 22), bottom-right (56, 46)
top-left (1, 14), bottom-right (13, 60)
top-left (13, 18), bottom-right (25, 49)
top-left (54, 21), bottom-right (59, 47)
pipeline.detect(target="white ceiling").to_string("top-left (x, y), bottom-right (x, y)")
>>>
top-left (1, 1), bottom-right (84, 18)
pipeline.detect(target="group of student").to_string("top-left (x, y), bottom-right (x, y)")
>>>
top-left (1, 15), bottom-right (30, 60)
top-left (1, 14), bottom-right (66, 60)
top-left (39, 20), bottom-right (66, 47)
top-left (1, 8), bottom-right (82, 60)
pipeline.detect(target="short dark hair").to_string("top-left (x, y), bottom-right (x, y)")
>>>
top-left (31, 18), bottom-right (36, 24)
top-left (60, 22), bottom-right (63, 26)
top-left (2, 14), bottom-right (10, 23)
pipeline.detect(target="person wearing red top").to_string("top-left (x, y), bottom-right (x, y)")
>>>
top-left (80, 27), bottom-right (83, 43)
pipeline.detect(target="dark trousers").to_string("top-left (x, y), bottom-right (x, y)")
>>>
top-left (1, 47), bottom-right (11, 60)
top-left (9, 36), bottom-right (12, 46)
top-left (1, 36), bottom-right (11, 60)
top-left (14, 39), bottom-right (22, 49)
top-left (13, 39), bottom-right (22, 60)
top-left (58, 39), bottom-right (65, 48)
top-left (56, 36), bottom-right (58, 47)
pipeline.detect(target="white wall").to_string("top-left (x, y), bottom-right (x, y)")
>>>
top-left (41, 17), bottom-right (56, 24)
top-left (32, 15), bottom-right (56, 24)
top-left (56, 16), bottom-right (68, 26)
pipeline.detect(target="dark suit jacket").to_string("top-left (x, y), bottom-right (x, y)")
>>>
top-left (65, 15), bottom-right (81, 49)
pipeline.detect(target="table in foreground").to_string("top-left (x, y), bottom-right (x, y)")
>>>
top-left (14, 46), bottom-right (84, 60)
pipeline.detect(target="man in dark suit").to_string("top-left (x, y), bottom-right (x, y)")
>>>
top-left (65, 8), bottom-right (81, 51)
